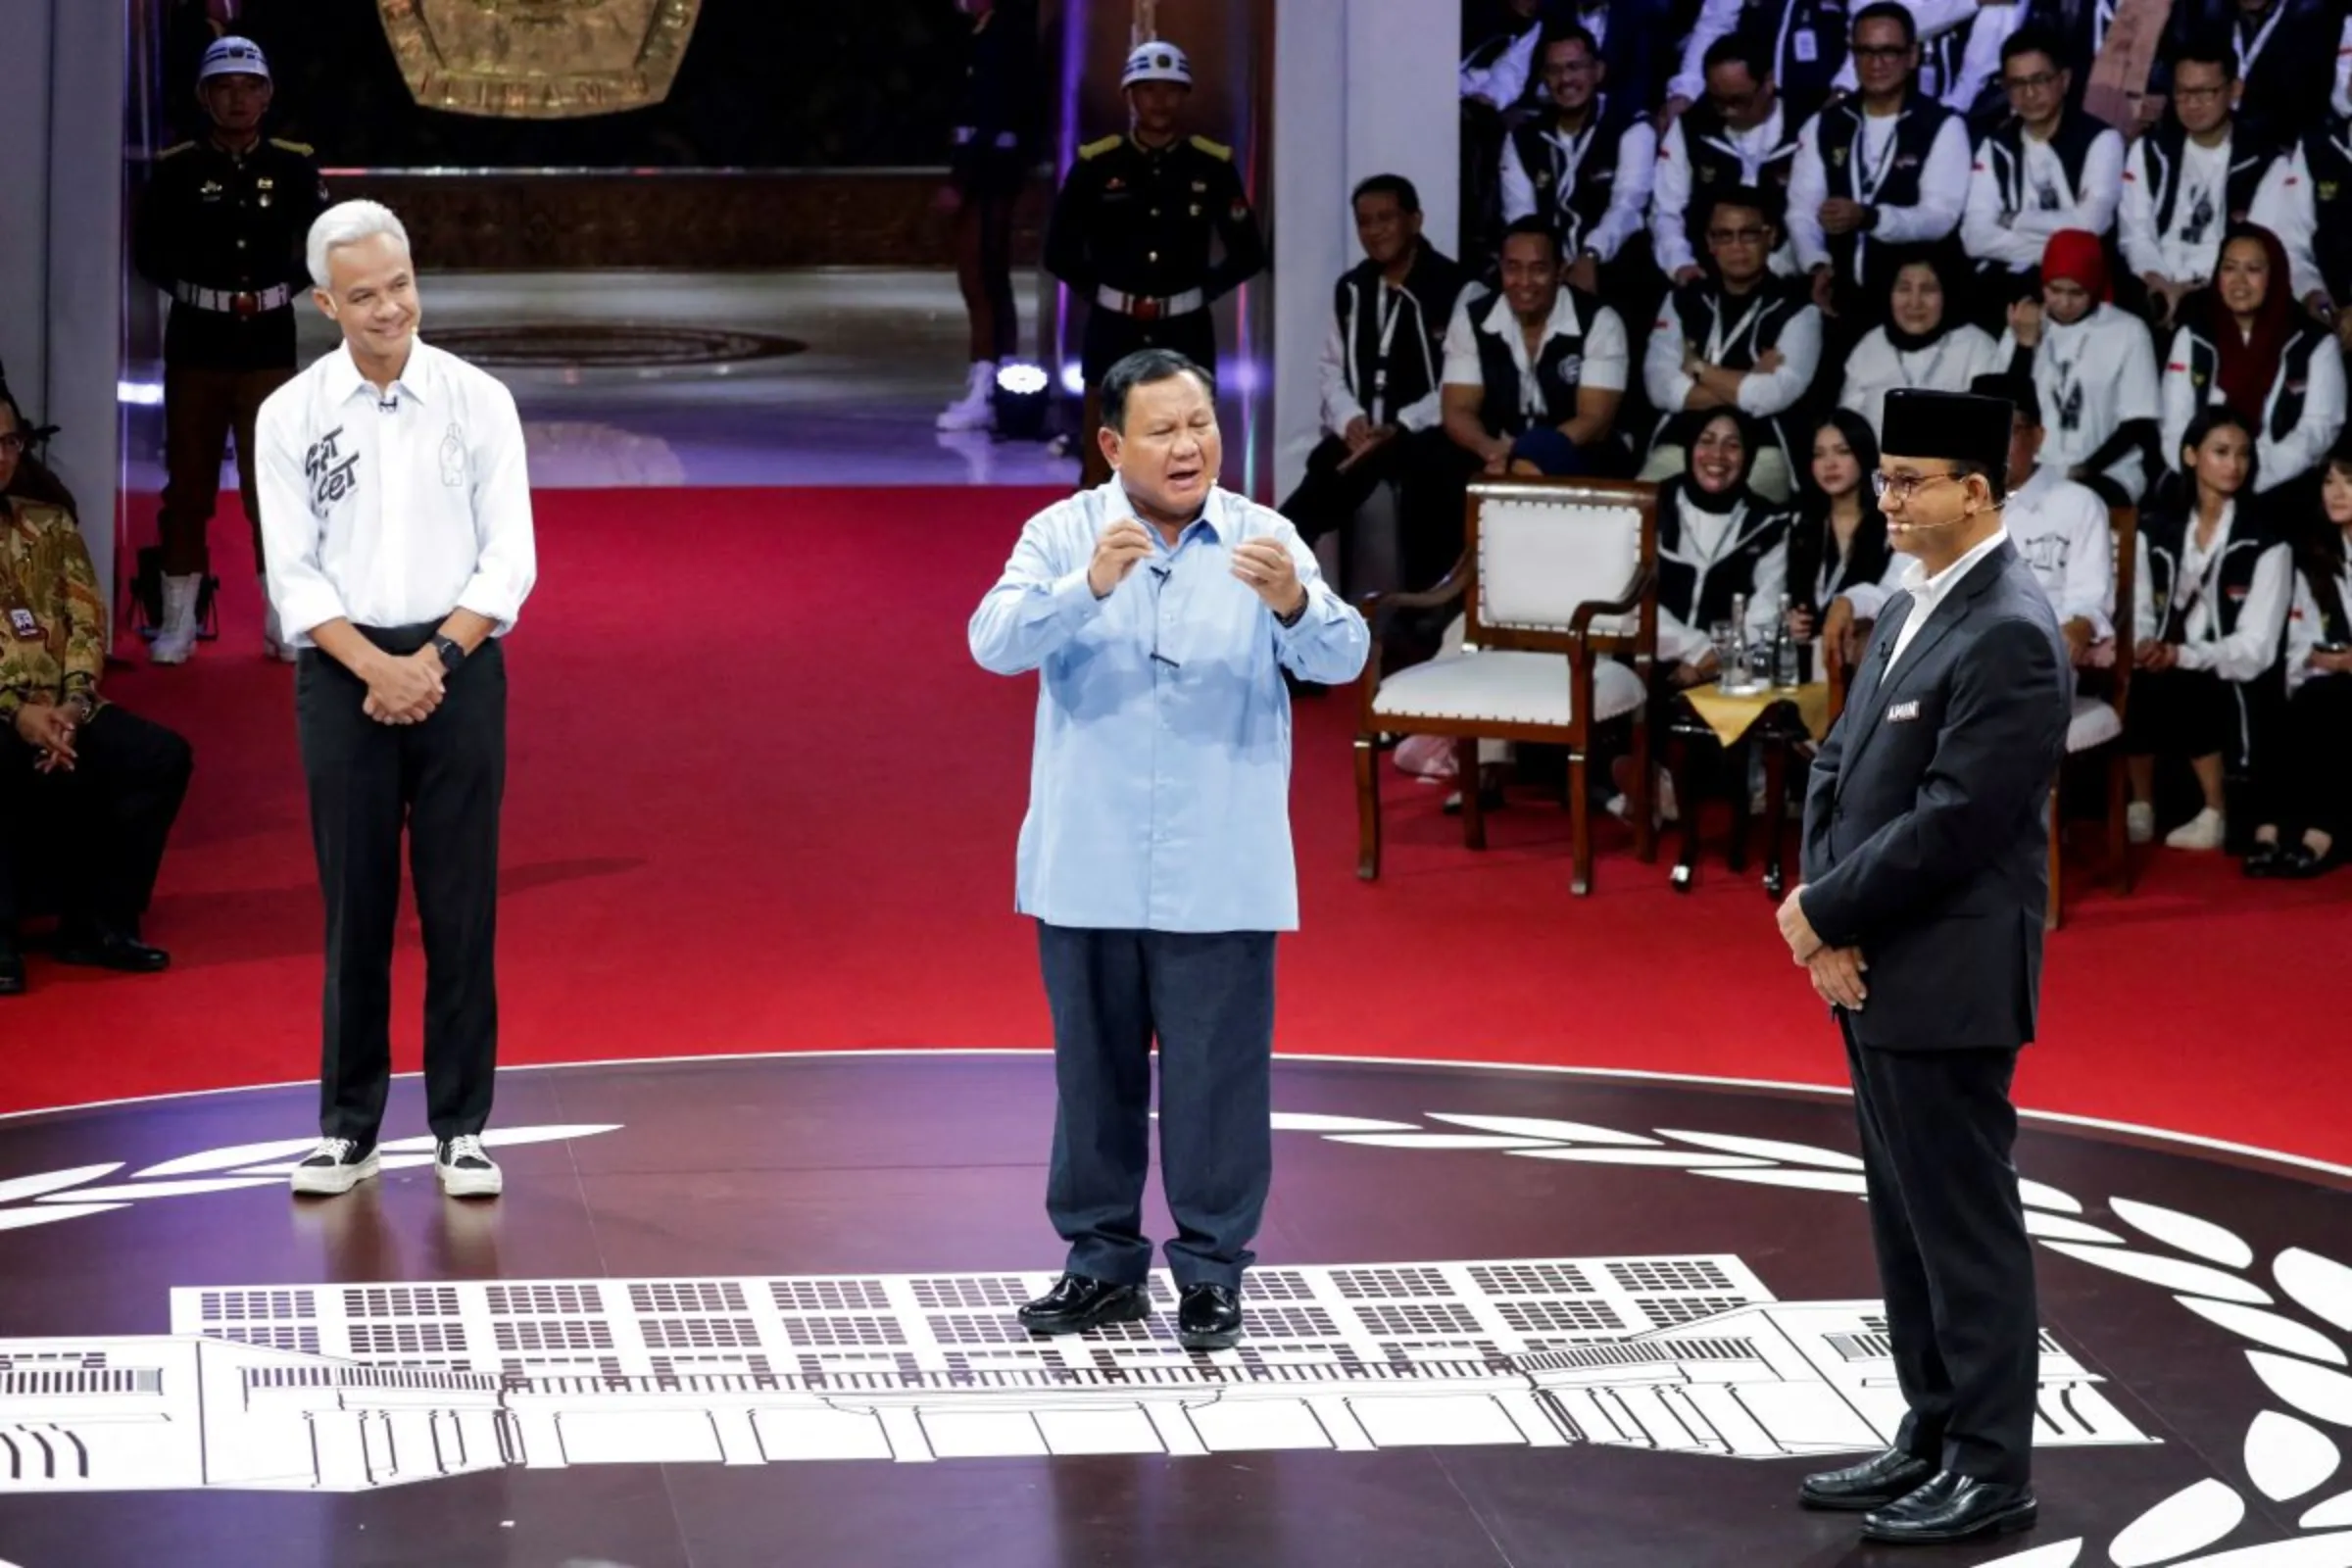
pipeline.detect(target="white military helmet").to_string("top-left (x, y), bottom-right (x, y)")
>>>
top-left (1121, 40), bottom-right (1193, 90)
top-left (199, 35), bottom-right (271, 83)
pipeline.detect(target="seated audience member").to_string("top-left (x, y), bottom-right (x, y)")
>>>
top-left (1838, 245), bottom-right (2004, 429)
top-left (1974, 371), bottom-right (2118, 664)
top-left (1825, 0), bottom-right (2026, 125)
top-left (1440, 216), bottom-right (1632, 481)
top-left (1961, 28), bottom-right (2125, 306)
top-left (2199, 0), bottom-right (2339, 153)
top-left (1998, 228), bottom-right (2160, 504)
top-left (1787, 3), bottom-right (1973, 323)
top-left (1653, 410), bottom-right (1791, 680)
top-left (1642, 187), bottom-right (1822, 501)
top-left (0, 392), bottom-right (193, 996)
top-left (1461, 0), bottom-right (1553, 258)
top-left (2247, 440), bottom-right (2352, 876)
top-left (1784, 409), bottom-right (1907, 671)
top-left (1650, 36), bottom-right (1802, 286)
top-left (2120, 38), bottom-right (2272, 334)
top-left (2250, 109), bottom-right (2352, 361)
top-left (1500, 25), bottom-right (1658, 294)
top-left (2159, 223), bottom-right (2346, 496)
top-left (2126, 406), bottom-right (2292, 851)
top-left (1281, 175), bottom-right (1469, 592)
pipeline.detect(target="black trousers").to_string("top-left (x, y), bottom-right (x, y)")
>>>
top-left (159, 363), bottom-right (294, 576)
top-left (1036, 922), bottom-right (1275, 1292)
top-left (297, 625), bottom-right (507, 1144)
top-left (1278, 427), bottom-right (1461, 592)
top-left (2125, 665), bottom-right (2244, 763)
top-left (2269, 674), bottom-right (2352, 840)
top-left (0, 705), bottom-right (193, 930)
top-left (1845, 1030), bottom-right (2039, 1487)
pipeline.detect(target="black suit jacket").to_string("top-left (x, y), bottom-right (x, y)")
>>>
top-left (1798, 540), bottom-right (2073, 1051)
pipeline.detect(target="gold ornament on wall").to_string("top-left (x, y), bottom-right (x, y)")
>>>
top-left (376, 0), bottom-right (703, 120)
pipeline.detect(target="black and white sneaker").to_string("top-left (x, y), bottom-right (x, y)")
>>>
top-left (435, 1135), bottom-right (503, 1198)
top-left (289, 1137), bottom-right (379, 1197)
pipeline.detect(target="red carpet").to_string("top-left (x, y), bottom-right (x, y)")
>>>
top-left (10, 487), bottom-right (2348, 1167)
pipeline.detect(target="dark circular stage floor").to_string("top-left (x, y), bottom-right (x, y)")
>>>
top-left (0, 1052), bottom-right (2347, 1568)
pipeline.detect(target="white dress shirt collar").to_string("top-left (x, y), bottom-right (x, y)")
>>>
top-left (323, 337), bottom-right (438, 410)
top-left (1886, 526), bottom-right (2010, 673)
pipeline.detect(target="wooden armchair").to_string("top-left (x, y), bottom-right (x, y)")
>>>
top-left (2046, 505), bottom-right (2138, 929)
top-left (1352, 477), bottom-right (1660, 896)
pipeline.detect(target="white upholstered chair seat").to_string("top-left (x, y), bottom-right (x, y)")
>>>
top-left (1372, 650), bottom-right (1647, 728)
top-left (2067, 695), bottom-right (2121, 753)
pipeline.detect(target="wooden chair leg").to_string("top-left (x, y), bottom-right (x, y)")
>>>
top-left (1631, 712), bottom-right (1656, 864)
top-left (1726, 740), bottom-right (1751, 875)
top-left (1762, 734), bottom-right (1789, 899)
top-left (1569, 750), bottom-right (1593, 896)
top-left (2045, 781), bottom-right (2064, 932)
top-left (2106, 752), bottom-right (2135, 894)
top-left (1457, 738), bottom-right (1487, 851)
top-left (1669, 735), bottom-right (1700, 891)
top-left (1354, 735), bottom-right (1381, 881)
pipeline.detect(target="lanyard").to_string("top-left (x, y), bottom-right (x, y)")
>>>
top-left (1852, 111), bottom-right (1902, 205)
top-left (1897, 336), bottom-right (1951, 388)
top-left (2235, 3), bottom-right (2287, 80)
top-left (1370, 286), bottom-right (1405, 421)
top-left (1704, 295), bottom-right (1764, 368)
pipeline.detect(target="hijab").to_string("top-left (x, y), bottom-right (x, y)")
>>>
top-left (2040, 229), bottom-right (2111, 302)
top-left (1879, 243), bottom-right (1972, 355)
top-left (1671, 410), bottom-right (1762, 519)
top-left (2208, 222), bottom-right (2297, 429)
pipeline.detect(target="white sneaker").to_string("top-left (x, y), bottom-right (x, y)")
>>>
top-left (2165, 808), bottom-right (2227, 852)
top-left (261, 577), bottom-right (297, 663)
top-left (289, 1137), bottom-right (380, 1197)
top-left (435, 1135), bottom-right (504, 1198)
top-left (2127, 802), bottom-right (2155, 845)
top-left (936, 360), bottom-right (998, 431)
top-left (149, 573), bottom-right (203, 665)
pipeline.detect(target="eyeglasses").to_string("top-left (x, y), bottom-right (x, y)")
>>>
top-left (1850, 43), bottom-right (1911, 62)
top-left (1870, 468), bottom-right (1964, 502)
top-left (1707, 225), bottom-right (1770, 246)
top-left (2002, 70), bottom-right (2061, 93)
top-left (2173, 83), bottom-right (2230, 103)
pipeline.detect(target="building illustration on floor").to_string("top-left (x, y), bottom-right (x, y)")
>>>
top-left (0, 1255), bottom-right (2153, 1492)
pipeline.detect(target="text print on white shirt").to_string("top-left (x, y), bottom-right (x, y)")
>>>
top-left (305, 426), bottom-right (359, 511)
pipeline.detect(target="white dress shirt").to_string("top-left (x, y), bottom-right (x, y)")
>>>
top-left (1642, 289), bottom-right (1824, 418)
top-left (1961, 124), bottom-right (2126, 273)
top-left (1788, 107), bottom-right (1973, 280)
top-left (1442, 288), bottom-right (1632, 418)
top-left (1884, 526), bottom-right (2011, 675)
top-left (1317, 280), bottom-right (1445, 439)
top-left (2120, 133), bottom-right (2242, 288)
top-left (2284, 547), bottom-right (2352, 693)
top-left (2003, 466), bottom-right (2116, 638)
top-left (257, 339), bottom-right (539, 645)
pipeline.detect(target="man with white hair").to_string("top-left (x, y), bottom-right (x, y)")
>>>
top-left (131, 34), bottom-right (328, 664)
top-left (254, 200), bottom-right (538, 1200)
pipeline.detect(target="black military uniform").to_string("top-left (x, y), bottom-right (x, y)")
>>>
top-left (131, 126), bottom-right (327, 593)
top-left (1046, 129), bottom-right (1267, 483)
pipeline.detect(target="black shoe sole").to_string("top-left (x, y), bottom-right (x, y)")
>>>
top-left (1859, 1500), bottom-right (2037, 1544)
top-left (1177, 1325), bottom-right (1244, 1350)
top-left (1017, 1292), bottom-right (1151, 1337)
top-left (1799, 1490), bottom-right (1912, 1513)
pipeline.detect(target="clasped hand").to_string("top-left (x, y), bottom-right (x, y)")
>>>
top-left (1088, 519), bottom-right (1307, 617)
top-left (362, 649), bottom-right (446, 725)
top-left (1779, 883), bottom-right (1869, 1010)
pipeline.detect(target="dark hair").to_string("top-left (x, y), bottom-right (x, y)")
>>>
top-left (1540, 23), bottom-right (1601, 62)
top-left (1852, 1), bottom-right (1917, 49)
top-left (1350, 173), bottom-right (1421, 216)
top-left (2169, 30), bottom-right (2238, 82)
top-left (2306, 433), bottom-right (2352, 598)
top-left (1701, 185), bottom-right (1777, 234)
top-left (1499, 214), bottom-right (1562, 256)
top-left (1788, 409), bottom-right (1892, 612)
top-left (1099, 350), bottom-right (1215, 435)
top-left (2181, 404), bottom-right (2260, 494)
top-left (1702, 32), bottom-right (1771, 82)
top-left (0, 383), bottom-right (22, 435)
top-left (1972, 370), bottom-right (2042, 428)
top-left (1999, 26), bottom-right (2064, 72)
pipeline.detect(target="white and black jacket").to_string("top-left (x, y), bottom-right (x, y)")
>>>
top-left (1317, 241), bottom-right (1470, 439)
top-left (1961, 109), bottom-right (2125, 274)
top-left (2119, 122), bottom-right (2275, 287)
top-left (2158, 319), bottom-right (2347, 495)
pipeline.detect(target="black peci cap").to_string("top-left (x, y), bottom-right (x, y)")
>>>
top-left (1880, 388), bottom-right (2014, 474)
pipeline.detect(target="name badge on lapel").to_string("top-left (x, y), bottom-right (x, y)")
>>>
top-left (7, 607), bottom-right (39, 640)
top-left (1886, 699), bottom-right (1921, 722)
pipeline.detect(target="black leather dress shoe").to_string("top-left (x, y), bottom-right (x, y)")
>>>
top-left (1798, 1448), bottom-right (1936, 1511)
top-left (0, 944), bottom-right (24, 997)
top-left (1177, 1283), bottom-right (1244, 1349)
top-left (2279, 842), bottom-right (2343, 879)
top-left (1860, 1472), bottom-right (2036, 1544)
top-left (1016, 1274), bottom-right (1150, 1336)
top-left (2244, 839), bottom-right (2287, 876)
top-left (53, 927), bottom-right (171, 974)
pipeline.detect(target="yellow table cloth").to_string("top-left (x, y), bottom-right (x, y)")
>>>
top-left (1678, 681), bottom-right (1832, 748)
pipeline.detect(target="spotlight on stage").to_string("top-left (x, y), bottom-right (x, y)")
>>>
top-left (1059, 363), bottom-right (1087, 398)
top-left (994, 363), bottom-right (1053, 440)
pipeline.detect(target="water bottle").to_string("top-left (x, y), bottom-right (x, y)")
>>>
top-left (1726, 594), bottom-right (1750, 691)
top-left (1773, 594), bottom-right (1800, 687)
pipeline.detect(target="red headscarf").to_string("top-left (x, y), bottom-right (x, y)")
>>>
top-left (2207, 223), bottom-right (2296, 429)
top-left (2039, 229), bottom-right (2111, 303)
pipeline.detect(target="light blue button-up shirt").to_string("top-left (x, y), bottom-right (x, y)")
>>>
top-left (969, 481), bottom-right (1372, 932)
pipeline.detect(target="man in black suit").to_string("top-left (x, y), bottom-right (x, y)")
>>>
top-left (1775, 387), bottom-right (2072, 1545)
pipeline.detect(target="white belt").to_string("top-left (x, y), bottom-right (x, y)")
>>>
top-left (174, 282), bottom-right (292, 315)
top-left (1096, 286), bottom-right (1206, 320)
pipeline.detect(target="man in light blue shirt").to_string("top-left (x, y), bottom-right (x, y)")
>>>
top-left (969, 349), bottom-right (1369, 1349)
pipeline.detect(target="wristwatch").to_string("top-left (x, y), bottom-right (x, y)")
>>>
top-left (430, 635), bottom-right (467, 673)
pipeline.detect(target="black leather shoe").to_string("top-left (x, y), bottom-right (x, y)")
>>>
top-left (2244, 839), bottom-right (2287, 876)
top-left (1860, 1472), bottom-right (2037, 1544)
top-left (53, 927), bottom-right (171, 974)
top-left (0, 942), bottom-right (24, 997)
top-left (2279, 842), bottom-right (2343, 880)
top-left (1016, 1274), bottom-right (1150, 1336)
top-left (1798, 1448), bottom-right (1936, 1511)
top-left (1177, 1283), bottom-right (1244, 1349)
